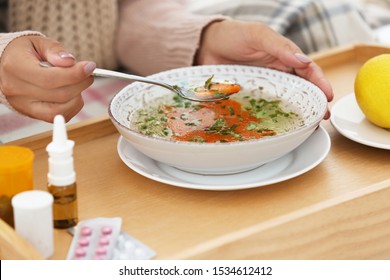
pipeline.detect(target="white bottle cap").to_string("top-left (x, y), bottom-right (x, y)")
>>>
top-left (12, 190), bottom-right (54, 259)
top-left (46, 115), bottom-right (76, 186)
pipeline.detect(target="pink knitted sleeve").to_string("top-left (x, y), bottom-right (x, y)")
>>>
top-left (116, 0), bottom-right (228, 76)
top-left (0, 31), bottom-right (43, 108)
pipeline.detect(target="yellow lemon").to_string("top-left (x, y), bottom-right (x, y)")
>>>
top-left (354, 54), bottom-right (390, 128)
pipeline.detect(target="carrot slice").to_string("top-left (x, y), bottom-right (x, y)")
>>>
top-left (194, 83), bottom-right (241, 98)
top-left (209, 83), bottom-right (241, 95)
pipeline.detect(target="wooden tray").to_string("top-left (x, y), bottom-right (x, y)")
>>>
top-left (2, 44), bottom-right (390, 260)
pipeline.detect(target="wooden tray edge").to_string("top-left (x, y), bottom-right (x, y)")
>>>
top-left (311, 43), bottom-right (390, 68)
top-left (0, 219), bottom-right (44, 260)
top-left (8, 115), bottom-right (116, 151)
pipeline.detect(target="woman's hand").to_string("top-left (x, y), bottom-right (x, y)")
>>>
top-left (0, 35), bottom-right (96, 122)
top-left (196, 20), bottom-right (333, 118)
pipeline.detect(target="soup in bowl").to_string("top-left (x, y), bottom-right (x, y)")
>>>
top-left (109, 65), bottom-right (327, 175)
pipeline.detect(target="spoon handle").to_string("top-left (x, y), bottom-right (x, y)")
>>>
top-left (92, 68), bottom-right (172, 90)
top-left (38, 61), bottom-right (233, 102)
top-left (39, 61), bottom-right (173, 91)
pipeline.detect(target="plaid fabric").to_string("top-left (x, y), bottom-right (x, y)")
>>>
top-left (358, 0), bottom-right (390, 28)
top-left (187, 0), bottom-right (377, 54)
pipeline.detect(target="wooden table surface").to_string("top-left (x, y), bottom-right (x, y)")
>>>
top-left (5, 44), bottom-right (390, 260)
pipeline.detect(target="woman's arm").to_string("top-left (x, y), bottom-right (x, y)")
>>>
top-left (116, 0), bottom-right (227, 76)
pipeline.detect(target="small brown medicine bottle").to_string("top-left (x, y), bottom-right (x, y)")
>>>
top-left (46, 115), bottom-right (78, 229)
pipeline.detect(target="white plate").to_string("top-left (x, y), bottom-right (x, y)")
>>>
top-left (117, 126), bottom-right (330, 191)
top-left (330, 94), bottom-right (390, 150)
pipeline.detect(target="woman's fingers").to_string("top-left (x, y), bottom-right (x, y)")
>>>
top-left (6, 59), bottom-right (96, 89)
top-left (7, 94), bottom-right (85, 122)
top-left (32, 61), bottom-right (96, 90)
top-left (28, 36), bottom-right (77, 67)
top-left (0, 35), bottom-right (97, 121)
top-left (294, 63), bottom-right (334, 102)
top-left (4, 73), bottom-right (94, 103)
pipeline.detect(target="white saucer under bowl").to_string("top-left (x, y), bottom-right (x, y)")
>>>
top-left (117, 126), bottom-right (331, 191)
top-left (330, 94), bottom-right (390, 150)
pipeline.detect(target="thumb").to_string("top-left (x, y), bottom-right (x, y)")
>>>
top-left (31, 36), bottom-right (76, 67)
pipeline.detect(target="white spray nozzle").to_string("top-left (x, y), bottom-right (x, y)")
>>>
top-left (46, 115), bottom-right (76, 186)
top-left (52, 115), bottom-right (67, 146)
top-left (46, 115), bottom-right (74, 155)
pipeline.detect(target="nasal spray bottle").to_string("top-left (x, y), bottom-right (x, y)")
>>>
top-left (46, 115), bottom-right (78, 229)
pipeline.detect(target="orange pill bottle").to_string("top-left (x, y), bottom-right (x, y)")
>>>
top-left (0, 146), bottom-right (34, 227)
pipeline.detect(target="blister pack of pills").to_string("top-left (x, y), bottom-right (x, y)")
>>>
top-left (66, 217), bottom-right (122, 260)
top-left (66, 217), bottom-right (156, 260)
top-left (113, 231), bottom-right (156, 260)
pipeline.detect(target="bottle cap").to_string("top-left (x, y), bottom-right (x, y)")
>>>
top-left (46, 115), bottom-right (76, 186)
top-left (12, 190), bottom-right (54, 258)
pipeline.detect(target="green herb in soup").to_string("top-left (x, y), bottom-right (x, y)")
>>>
top-left (132, 94), bottom-right (304, 143)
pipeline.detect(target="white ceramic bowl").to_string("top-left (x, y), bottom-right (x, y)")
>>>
top-left (109, 65), bottom-right (327, 175)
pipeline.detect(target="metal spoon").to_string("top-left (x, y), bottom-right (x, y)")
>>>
top-left (39, 61), bottom-right (231, 102)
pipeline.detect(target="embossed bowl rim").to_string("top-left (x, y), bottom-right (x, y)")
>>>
top-left (109, 64), bottom-right (328, 147)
